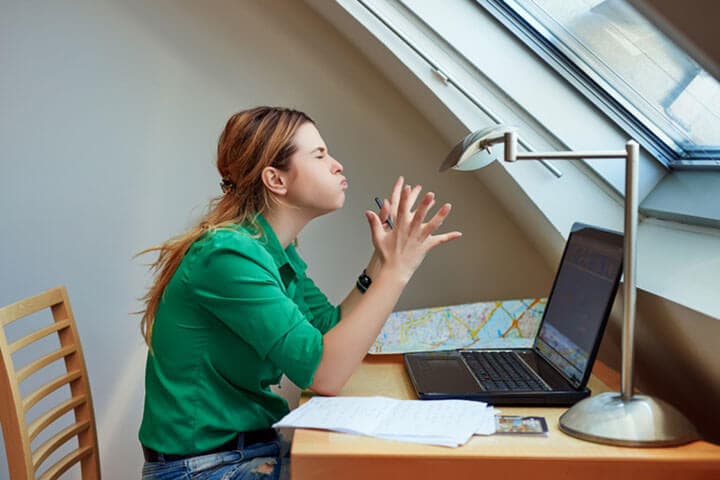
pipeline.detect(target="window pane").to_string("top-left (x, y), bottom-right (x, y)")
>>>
top-left (508, 0), bottom-right (720, 159)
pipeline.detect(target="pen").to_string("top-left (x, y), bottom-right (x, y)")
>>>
top-left (374, 197), bottom-right (394, 230)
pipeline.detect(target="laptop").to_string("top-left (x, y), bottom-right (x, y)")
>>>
top-left (404, 223), bottom-right (623, 406)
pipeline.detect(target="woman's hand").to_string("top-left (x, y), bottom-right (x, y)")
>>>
top-left (313, 177), bottom-right (461, 395)
top-left (365, 177), bottom-right (462, 282)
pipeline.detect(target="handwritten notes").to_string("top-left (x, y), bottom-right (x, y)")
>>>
top-left (273, 396), bottom-right (495, 447)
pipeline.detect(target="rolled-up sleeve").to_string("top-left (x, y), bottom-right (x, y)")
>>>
top-left (192, 245), bottom-right (323, 388)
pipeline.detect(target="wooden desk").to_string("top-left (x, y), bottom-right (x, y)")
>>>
top-left (291, 355), bottom-right (720, 479)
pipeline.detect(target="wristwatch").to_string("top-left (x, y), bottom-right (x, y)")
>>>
top-left (356, 269), bottom-right (372, 294)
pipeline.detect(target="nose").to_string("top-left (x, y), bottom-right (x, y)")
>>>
top-left (331, 156), bottom-right (344, 174)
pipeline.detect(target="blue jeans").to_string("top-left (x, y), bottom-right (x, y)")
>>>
top-left (141, 433), bottom-right (290, 480)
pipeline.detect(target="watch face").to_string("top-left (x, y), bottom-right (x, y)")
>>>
top-left (358, 273), bottom-right (372, 288)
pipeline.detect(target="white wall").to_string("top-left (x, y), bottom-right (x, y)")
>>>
top-left (0, 1), bottom-right (553, 477)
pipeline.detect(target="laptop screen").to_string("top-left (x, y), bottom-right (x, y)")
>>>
top-left (534, 225), bottom-right (623, 388)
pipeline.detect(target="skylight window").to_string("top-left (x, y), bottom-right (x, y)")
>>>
top-left (483, 0), bottom-right (720, 168)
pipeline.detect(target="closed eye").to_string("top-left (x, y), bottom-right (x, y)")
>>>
top-left (311, 147), bottom-right (327, 159)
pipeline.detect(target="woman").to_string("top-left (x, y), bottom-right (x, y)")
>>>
top-left (137, 106), bottom-right (462, 479)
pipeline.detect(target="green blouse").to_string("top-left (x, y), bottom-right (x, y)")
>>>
top-left (139, 214), bottom-right (341, 455)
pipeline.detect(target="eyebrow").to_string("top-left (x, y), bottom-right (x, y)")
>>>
top-left (310, 146), bottom-right (327, 154)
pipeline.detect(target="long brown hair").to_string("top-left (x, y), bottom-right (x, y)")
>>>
top-left (137, 106), bottom-right (313, 347)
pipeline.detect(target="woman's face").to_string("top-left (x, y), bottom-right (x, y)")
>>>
top-left (284, 122), bottom-right (347, 216)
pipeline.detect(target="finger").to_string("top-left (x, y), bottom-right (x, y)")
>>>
top-left (427, 231), bottom-right (463, 248)
top-left (406, 184), bottom-right (423, 212)
top-left (390, 176), bottom-right (403, 212)
top-left (399, 184), bottom-right (422, 224)
top-left (421, 203), bottom-right (453, 237)
top-left (365, 211), bottom-right (385, 244)
top-left (410, 192), bottom-right (435, 233)
top-left (396, 184), bottom-right (412, 225)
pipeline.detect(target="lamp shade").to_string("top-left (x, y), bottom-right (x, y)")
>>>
top-left (439, 125), bottom-right (514, 172)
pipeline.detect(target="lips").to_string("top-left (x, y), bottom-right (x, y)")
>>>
top-left (340, 178), bottom-right (348, 189)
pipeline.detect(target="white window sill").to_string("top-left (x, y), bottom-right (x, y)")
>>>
top-left (640, 171), bottom-right (720, 229)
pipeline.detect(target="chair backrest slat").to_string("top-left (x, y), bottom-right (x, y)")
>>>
top-left (23, 369), bottom-right (83, 412)
top-left (10, 319), bottom-right (72, 354)
top-left (28, 394), bottom-right (87, 442)
top-left (38, 445), bottom-right (93, 480)
top-left (33, 419), bottom-right (91, 471)
top-left (0, 286), bottom-right (101, 479)
top-left (16, 345), bottom-right (77, 383)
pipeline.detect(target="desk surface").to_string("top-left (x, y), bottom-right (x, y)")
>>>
top-left (291, 355), bottom-right (720, 480)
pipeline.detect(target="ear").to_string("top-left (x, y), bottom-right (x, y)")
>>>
top-left (261, 166), bottom-right (288, 196)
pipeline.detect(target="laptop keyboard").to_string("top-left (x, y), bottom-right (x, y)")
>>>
top-left (461, 351), bottom-right (550, 392)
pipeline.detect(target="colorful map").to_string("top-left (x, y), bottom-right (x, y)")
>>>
top-left (369, 298), bottom-right (547, 354)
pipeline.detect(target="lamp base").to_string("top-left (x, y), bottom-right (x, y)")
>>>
top-left (559, 392), bottom-right (699, 447)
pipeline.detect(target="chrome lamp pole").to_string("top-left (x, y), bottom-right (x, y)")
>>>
top-left (440, 126), bottom-right (698, 446)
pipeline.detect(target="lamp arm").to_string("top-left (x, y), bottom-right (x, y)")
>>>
top-left (503, 131), bottom-right (627, 161)
top-left (515, 151), bottom-right (627, 160)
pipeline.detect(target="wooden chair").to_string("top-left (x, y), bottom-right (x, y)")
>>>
top-left (0, 286), bottom-right (100, 479)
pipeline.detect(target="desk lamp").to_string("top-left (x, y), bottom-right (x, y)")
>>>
top-left (440, 126), bottom-right (698, 446)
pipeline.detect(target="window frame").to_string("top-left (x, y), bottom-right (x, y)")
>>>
top-left (479, 0), bottom-right (720, 170)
